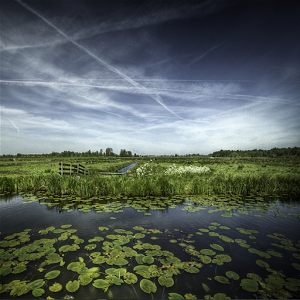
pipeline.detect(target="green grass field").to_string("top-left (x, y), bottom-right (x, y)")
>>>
top-left (0, 156), bottom-right (299, 199)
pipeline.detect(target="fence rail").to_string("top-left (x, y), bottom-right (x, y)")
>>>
top-left (59, 162), bottom-right (88, 176)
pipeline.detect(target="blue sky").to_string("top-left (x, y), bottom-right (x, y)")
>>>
top-left (1, 0), bottom-right (300, 155)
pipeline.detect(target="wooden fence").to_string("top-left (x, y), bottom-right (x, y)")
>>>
top-left (59, 162), bottom-right (88, 176)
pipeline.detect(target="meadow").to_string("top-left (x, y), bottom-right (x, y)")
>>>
top-left (0, 156), bottom-right (299, 199)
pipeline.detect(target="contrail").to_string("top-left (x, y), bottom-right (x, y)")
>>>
top-left (15, 0), bottom-right (182, 119)
top-left (188, 42), bottom-right (225, 66)
top-left (7, 117), bottom-right (20, 132)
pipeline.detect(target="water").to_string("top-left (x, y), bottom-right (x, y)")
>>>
top-left (117, 162), bottom-right (139, 173)
top-left (0, 193), bottom-right (300, 299)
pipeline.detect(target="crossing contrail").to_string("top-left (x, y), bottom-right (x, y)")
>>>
top-left (15, 0), bottom-right (183, 119)
top-left (7, 117), bottom-right (20, 132)
top-left (188, 42), bottom-right (225, 66)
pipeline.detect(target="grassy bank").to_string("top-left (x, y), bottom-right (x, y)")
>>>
top-left (0, 156), bottom-right (299, 198)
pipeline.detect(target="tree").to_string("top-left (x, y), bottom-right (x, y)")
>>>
top-left (106, 148), bottom-right (114, 156)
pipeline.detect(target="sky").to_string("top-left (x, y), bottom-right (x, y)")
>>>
top-left (1, 0), bottom-right (300, 156)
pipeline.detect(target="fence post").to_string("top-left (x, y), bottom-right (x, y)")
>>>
top-left (61, 162), bottom-right (63, 176)
top-left (77, 163), bottom-right (79, 174)
top-left (70, 163), bottom-right (72, 175)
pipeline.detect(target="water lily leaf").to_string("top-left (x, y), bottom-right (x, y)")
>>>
top-left (134, 233), bottom-right (145, 239)
top-left (32, 288), bottom-right (45, 297)
top-left (158, 276), bottom-right (174, 287)
top-left (211, 222), bottom-right (220, 226)
top-left (124, 272), bottom-right (138, 284)
top-left (10, 283), bottom-right (29, 297)
top-left (114, 229), bottom-right (127, 234)
top-left (202, 283), bottom-right (210, 292)
top-left (184, 266), bottom-right (199, 273)
top-left (74, 238), bottom-right (84, 244)
top-left (46, 253), bottom-right (62, 264)
top-left (214, 276), bottom-right (229, 284)
top-left (168, 292), bottom-right (184, 299)
top-left (67, 261), bottom-right (85, 272)
top-left (256, 260), bottom-right (269, 268)
top-left (292, 263), bottom-right (300, 271)
top-left (105, 275), bottom-right (123, 285)
top-left (142, 256), bottom-right (154, 264)
top-left (133, 226), bottom-right (144, 231)
top-left (213, 293), bottom-right (230, 299)
top-left (140, 279), bottom-right (157, 294)
top-left (169, 239), bottom-right (177, 243)
top-left (98, 227), bottom-right (109, 231)
top-left (225, 271), bottom-right (239, 280)
top-left (136, 254), bottom-right (145, 264)
top-left (113, 258), bottom-right (128, 266)
top-left (61, 224), bottom-right (72, 228)
top-left (198, 229), bottom-right (209, 232)
top-left (134, 265), bottom-right (151, 278)
top-left (219, 226), bottom-right (230, 230)
top-left (45, 270), bottom-right (60, 280)
top-left (93, 279), bottom-right (110, 289)
top-left (85, 244), bottom-right (97, 250)
top-left (240, 278), bottom-right (258, 292)
top-left (12, 265), bottom-right (27, 274)
top-left (49, 282), bottom-right (62, 292)
top-left (27, 279), bottom-right (45, 290)
top-left (210, 244), bottom-right (224, 251)
top-left (66, 280), bottom-right (79, 293)
top-left (53, 229), bottom-right (65, 233)
top-left (78, 273), bottom-right (93, 285)
top-left (292, 253), bottom-right (300, 260)
top-left (200, 256), bottom-right (211, 264)
top-left (215, 254), bottom-right (231, 262)
top-left (105, 268), bottom-right (118, 276)
top-left (200, 249), bottom-right (216, 256)
top-left (59, 245), bottom-right (70, 252)
top-left (166, 256), bottom-right (181, 264)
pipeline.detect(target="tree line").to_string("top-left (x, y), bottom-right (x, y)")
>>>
top-left (1, 148), bottom-right (138, 158)
top-left (211, 147), bottom-right (300, 157)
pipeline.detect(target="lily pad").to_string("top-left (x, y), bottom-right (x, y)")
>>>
top-left (142, 256), bottom-right (154, 264)
top-left (32, 288), bottom-right (45, 297)
top-left (292, 263), bottom-right (300, 271)
top-left (158, 276), bottom-right (174, 287)
top-left (240, 278), bottom-right (258, 292)
top-left (200, 249), bottom-right (216, 256)
top-left (93, 279), bottom-right (110, 289)
top-left (136, 254), bottom-right (145, 264)
top-left (85, 244), bottom-right (97, 250)
top-left (124, 272), bottom-right (138, 284)
top-left (12, 265), bottom-right (27, 274)
top-left (225, 271), bottom-right (239, 280)
top-left (215, 254), bottom-right (231, 262)
top-left (59, 245), bottom-right (70, 252)
top-left (98, 227), bottom-right (109, 231)
top-left (61, 224), bottom-right (72, 228)
top-left (27, 279), bottom-right (45, 290)
top-left (168, 293), bottom-right (184, 299)
top-left (214, 276), bottom-right (229, 284)
top-left (210, 244), bottom-right (224, 251)
top-left (78, 273), bottom-right (93, 285)
top-left (66, 280), bottom-right (79, 293)
top-left (49, 282), bottom-right (62, 292)
top-left (140, 279), bottom-right (157, 294)
top-left (45, 270), bottom-right (60, 280)
top-left (256, 259), bottom-right (269, 268)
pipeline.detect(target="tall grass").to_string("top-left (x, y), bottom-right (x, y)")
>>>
top-left (0, 172), bottom-right (299, 198)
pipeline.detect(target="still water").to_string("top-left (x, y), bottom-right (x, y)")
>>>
top-left (0, 193), bottom-right (299, 299)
